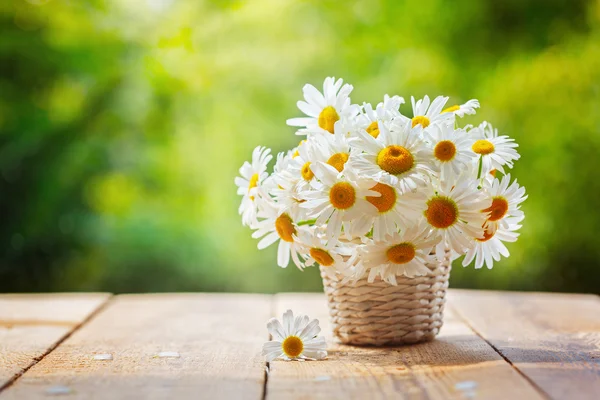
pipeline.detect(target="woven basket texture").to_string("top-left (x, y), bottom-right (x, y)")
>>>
top-left (320, 252), bottom-right (451, 346)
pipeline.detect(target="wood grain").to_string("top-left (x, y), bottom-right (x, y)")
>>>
top-left (1, 294), bottom-right (270, 400)
top-left (0, 293), bottom-right (110, 390)
top-left (266, 293), bottom-right (544, 400)
top-left (449, 290), bottom-right (600, 400)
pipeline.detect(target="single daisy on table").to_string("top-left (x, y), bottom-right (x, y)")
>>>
top-left (262, 310), bottom-right (327, 361)
top-left (441, 99), bottom-right (480, 117)
top-left (357, 94), bottom-right (404, 139)
top-left (287, 77), bottom-right (360, 135)
top-left (300, 162), bottom-right (379, 241)
top-left (470, 121), bottom-right (520, 174)
top-left (422, 176), bottom-right (490, 261)
top-left (481, 174), bottom-right (528, 233)
top-left (251, 200), bottom-right (306, 269)
top-left (235, 146), bottom-right (272, 228)
top-left (294, 228), bottom-right (355, 278)
top-left (350, 121), bottom-right (437, 194)
top-left (424, 122), bottom-right (477, 180)
top-left (356, 223), bottom-right (441, 284)
top-left (462, 215), bottom-right (524, 270)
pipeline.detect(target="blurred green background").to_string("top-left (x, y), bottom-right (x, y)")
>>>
top-left (1, 0), bottom-right (599, 294)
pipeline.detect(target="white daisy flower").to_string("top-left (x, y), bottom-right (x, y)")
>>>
top-left (294, 228), bottom-right (355, 277)
top-left (268, 152), bottom-right (307, 220)
top-left (470, 121), bottom-right (520, 174)
top-left (286, 137), bottom-right (328, 191)
top-left (482, 174), bottom-right (527, 232)
top-left (349, 121), bottom-right (437, 193)
top-left (235, 146), bottom-right (272, 228)
top-left (313, 128), bottom-right (356, 173)
top-left (300, 162), bottom-right (379, 241)
top-left (400, 95), bottom-right (452, 129)
top-left (462, 215), bottom-right (524, 269)
top-left (262, 309), bottom-right (327, 361)
top-left (423, 176), bottom-right (490, 260)
top-left (352, 182), bottom-right (426, 242)
top-left (357, 95), bottom-right (404, 139)
top-left (251, 200), bottom-right (306, 269)
top-left (440, 99), bottom-right (480, 117)
top-left (424, 122), bottom-right (477, 180)
top-left (357, 223), bottom-right (441, 284)
top-left (287, 77), bottom-right (360, 135)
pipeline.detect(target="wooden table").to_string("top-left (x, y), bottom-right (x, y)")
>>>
top-left (0, 290), bottom-right (598, 399)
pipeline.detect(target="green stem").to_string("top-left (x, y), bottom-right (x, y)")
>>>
top-left (476, 155), bottom-right (483, 180)
top-left (297, 219), bottom-right (317, 226)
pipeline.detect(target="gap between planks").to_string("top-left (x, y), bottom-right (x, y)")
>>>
top-left (0, 294), bottom-right (113, 394)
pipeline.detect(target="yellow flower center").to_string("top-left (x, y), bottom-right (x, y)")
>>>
top-left (489, 169), bottom-right (497, 177)
top-left (425, 196), bottom-right (458, 229)
top-left (366, 121), bottom-right (380, 138)
top-left (248, 173), bottom-right (259, 201)
top-left (301, 162), bottom-right (314, 181)
top-left (442, 105), bottom-right (460, 113)
top-left (281, 335), bottom-right (304, 358)
top-left (310, 248), bottom-right (335, 266)
top-left (329, 182), bottom-right (356, 210)
top-left (366, 183), bottom-right (396, 213)
top-left (327, 152), bottom-right (349, 172)
top-left (248, 173), bottom-right (259, 191)
top-left (275, 214), bottom-right (296, 243)
top-left (434, 140), bottom-right (457, 162)
top-left (483, 196), bottom-right (509, 221)
top-left (318, 106), bottom-right (339, 134)
top-left (472, 139), bottom-right (495, 155)
top-left (411, 115), bottom-right (430, 128)
top-left (476, 227), bottom-right (495, 242)
top-left (386, 242), bottom-right (416, 264)
top-left (376, 145), bottom-right (414, 175)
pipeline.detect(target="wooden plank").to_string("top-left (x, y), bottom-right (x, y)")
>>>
top-left (449, 289), bottom-right (600, 400)
top-left (267, 293), bottom-right (544, 400)
top-left (1, 294), bottom-right (271, 400)
top-left (0, 293), bottom-right (111, 391)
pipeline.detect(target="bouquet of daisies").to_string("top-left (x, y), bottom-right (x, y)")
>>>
top-left (235, 77), bottom-right (527, 284)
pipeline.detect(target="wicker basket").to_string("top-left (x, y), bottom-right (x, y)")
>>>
top-left (320, 251), bottom-right (452, 346)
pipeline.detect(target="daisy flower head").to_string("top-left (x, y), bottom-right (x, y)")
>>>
top-left (350, 120), bottom-right (437, 193)
top-left (481, 173), bottom-right (527, 233)
top-left (235, 146), bottom-right (272, 228)
top-left (287, 77), bottom-right (360, 135)
top-left (470, 121), bottom-right (520, 174)
top-left (268, 152), bottom-right (308, 220)
top-left (300, 162), bottom-right (379, 241)
top-left (357, 223), bottom-right (441, 284)
top-left (357, 94), bottom-right (405, 139)
top-left (400, 95), bottom-right (452, 130)
top-left (251, 199), bottom-right (306, 269)
top-left (294, 228), bottom-right (355, 278)
top-left (441, 99), bottom-right (480, 118)
top-left (462, 215), bottom-right (524, 270)
top-left (263, 309), bottom-right (327, 362)
top-left (423, 175), bottom-right (490, 260)
top-left (352, 182), bottom-right (426, 242)
top-left (287, 137), bottom-right (328, 191)
top-left (425, 122), bottom-right (477, 181)
top-left (314, 128), bottom-right (356, 174)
